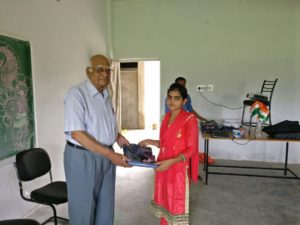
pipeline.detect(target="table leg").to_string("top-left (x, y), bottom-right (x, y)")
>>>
top-left (205, 139), bottom-right (209, 185)
top-left (203, 139), bottom-right (207, 171)
top-left (284, 142), bottom-right (289, 175)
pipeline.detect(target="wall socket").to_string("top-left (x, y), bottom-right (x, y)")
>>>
top-left (197, 84), bottom-right (214, 92)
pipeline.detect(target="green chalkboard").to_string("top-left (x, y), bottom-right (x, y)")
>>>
top-left (0, 34), bottom-right (35, 160)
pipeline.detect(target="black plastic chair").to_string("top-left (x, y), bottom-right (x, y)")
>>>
top-left (241, 78), bottom-right (278, 127)
top-left (14, 148), bottom-right (68, 225)
top-left (0, 219), bottom-right (40, 225)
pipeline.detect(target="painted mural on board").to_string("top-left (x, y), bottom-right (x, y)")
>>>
top-left (0, 35), bottom-right (35, 160)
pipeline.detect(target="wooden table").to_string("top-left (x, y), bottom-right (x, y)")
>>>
top-left (202, 130), bottom-right (300, 184)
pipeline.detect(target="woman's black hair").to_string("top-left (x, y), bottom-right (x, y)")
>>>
top-left (167, 83), bottom-right (188, 99)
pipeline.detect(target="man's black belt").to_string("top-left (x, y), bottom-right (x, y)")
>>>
top-left (67, 141), bottom-right (88, 151)
top-left (66, 141), bottom-right (113, 150)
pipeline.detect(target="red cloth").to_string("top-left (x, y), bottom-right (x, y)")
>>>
top-left (199, 152), bottom-right (216, 164)
top-left (152, 110), bottom-right (199, 224)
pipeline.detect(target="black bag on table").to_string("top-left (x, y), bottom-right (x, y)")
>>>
top-left (263, 120), bottom-right (300, 139)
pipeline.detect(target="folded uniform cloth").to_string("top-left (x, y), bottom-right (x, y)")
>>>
top-left (123, 144), bottom-right (155, 163)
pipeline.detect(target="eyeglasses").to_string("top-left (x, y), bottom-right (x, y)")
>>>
top-left (87, 66), bottom-right (114, 74)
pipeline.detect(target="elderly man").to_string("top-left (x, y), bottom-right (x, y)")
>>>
top-left (64, 54), bottom-right (130, 225)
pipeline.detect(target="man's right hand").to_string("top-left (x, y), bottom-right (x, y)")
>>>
top-left (109, 152), bottom-right (131, 167)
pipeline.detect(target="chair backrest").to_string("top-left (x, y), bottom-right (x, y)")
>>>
top-left (15, 148), bottom-right (51, 181)
top-left (0, 219), bottom-right (40, 225)
top-left (260, 78), bottom-right (278, 102)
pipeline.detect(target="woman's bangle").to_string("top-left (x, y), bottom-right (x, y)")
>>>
top-left (179, 153), bottom-right (186, 162)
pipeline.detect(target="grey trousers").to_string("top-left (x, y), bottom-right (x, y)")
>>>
top-left (64, 144), bottom-right (116, 225)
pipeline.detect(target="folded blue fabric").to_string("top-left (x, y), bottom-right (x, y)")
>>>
top-left (123, 144), bottom-right (155, 163)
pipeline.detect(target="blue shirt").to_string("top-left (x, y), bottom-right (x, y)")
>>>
top-left (64, 80), bottom-right (117, 146)
top-left (165, 94), bottom-right (193, 113)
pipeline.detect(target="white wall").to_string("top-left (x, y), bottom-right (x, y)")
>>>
top-left (144, 61), bottom-right (160, 130)
top-left (0, 0), bottom-right (299, 219)
top-left (0, 0), bottom-right (109, 219)
top-left (112, 0), bottom-right (300, 163)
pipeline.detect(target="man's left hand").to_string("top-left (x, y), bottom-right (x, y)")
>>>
top-left (117, 133), bottom-right (130, 147)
